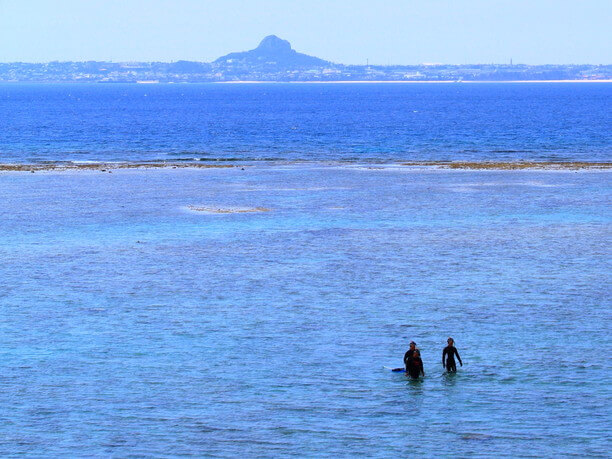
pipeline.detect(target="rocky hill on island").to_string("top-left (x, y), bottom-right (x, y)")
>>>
top-left (0, 35), bottom-right (610, 82)
top-left (214, 35), bottom-right (330, 70)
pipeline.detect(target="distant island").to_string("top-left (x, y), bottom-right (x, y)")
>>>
top-left (1, 35), bottom-right (610, 83)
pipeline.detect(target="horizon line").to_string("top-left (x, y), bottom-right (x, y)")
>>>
top-left (1, 59), bottom-right (610, 66)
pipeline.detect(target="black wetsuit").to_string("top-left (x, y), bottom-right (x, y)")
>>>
top-left (406, 357), bottom-right (425, 379)
top-left (442, 345), bottom-right (462, 372)
top-left (403, 349), bottom-right (415, 369)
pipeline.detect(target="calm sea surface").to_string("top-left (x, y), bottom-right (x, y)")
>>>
top-left (0, 82), bottom-right (610, 163)
top-left (0, 84), bottom-right (610, 456)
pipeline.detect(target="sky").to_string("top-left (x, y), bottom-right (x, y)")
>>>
top-left (0, 0), bottom-right (610, 64)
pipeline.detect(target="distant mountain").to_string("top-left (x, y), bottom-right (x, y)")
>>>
top-left (214, 35), bottom-right (330, 69)
top-left (1, 36), bottom-right (610, 82)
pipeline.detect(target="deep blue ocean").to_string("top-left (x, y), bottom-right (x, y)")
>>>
top-left (0, 84), bottom-right (611, 457)
top-left (0, 82), bottom-right (610, 163)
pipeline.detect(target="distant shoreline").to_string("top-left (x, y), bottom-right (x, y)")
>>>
top-left (1, 79), bottom-right (611, 85)
top-left (1, 161), bottom-right (611, 173)
top-left (218, 79), bottom-right (612, 84)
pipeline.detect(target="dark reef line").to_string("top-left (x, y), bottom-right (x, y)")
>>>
top-left (0, 161), bottom-right (610, 172)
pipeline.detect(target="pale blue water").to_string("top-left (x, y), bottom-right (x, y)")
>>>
top-left (0, 84), bottom-right (611, 456)
top-left (0, 165), bottom-right (610, 456)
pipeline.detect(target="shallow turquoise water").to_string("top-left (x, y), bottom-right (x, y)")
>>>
top-left (0, 165), bottom-right (610, 456)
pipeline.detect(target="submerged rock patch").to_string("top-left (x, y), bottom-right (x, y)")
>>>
top-left (399, 161), bottom-right (612, 170)
top-left (0, 162), bottom-right (235, 172)
top-left (186, 206), bottom-right (270, 214)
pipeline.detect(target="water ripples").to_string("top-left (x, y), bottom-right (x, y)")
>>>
top-left (0, 166), bottom-right (609, 455)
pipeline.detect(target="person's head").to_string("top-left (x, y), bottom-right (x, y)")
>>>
top-left (447, 337), bottom-right (454, 346)
top-left (409, 341), bottom-right (416, 350)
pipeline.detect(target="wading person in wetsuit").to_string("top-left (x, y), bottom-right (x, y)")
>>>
top-left (406, 349), bottom-right (425, 379)
top-left (442, 337), bottom-right (462, 372)
top-left (403, 341), bottom-right (417, 370)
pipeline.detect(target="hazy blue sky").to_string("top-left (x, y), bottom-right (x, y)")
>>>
top-left (0, 0), bottom-right (609, 64)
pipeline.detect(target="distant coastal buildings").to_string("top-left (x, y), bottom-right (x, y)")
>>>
top-left (1, 35), bottom-right (610, 83)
